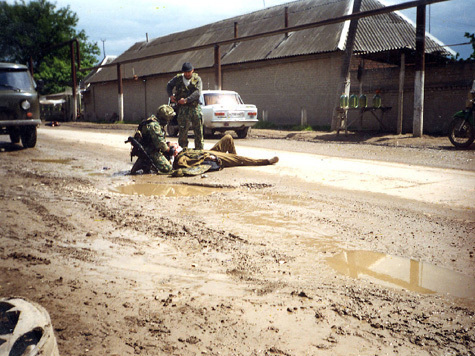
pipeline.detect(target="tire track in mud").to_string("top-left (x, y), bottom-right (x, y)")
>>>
top-left (1, 168), bottom-right (98, 264)
top-left (88, 196), bottom-right (288, 279)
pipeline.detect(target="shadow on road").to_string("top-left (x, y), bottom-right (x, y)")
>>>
top-left (0, 140), bottom-right (25, 152)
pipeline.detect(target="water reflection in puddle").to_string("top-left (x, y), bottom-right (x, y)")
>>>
top-left (327, 250), bottom-right (475, 299)
top-left (296, 235), bottom-right (340, 253)
top-left (112, 183), bottom-right (224, 197)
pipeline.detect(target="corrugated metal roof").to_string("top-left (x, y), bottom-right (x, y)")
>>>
top-left (87, 0), bottom-right (452, 83)
top-left (354, 0), bottom-right (451, 55)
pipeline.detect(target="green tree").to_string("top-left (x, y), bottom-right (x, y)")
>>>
top-left (464, 32), bottom-right (475, 61)
top-left (0, 0), bottom-right (100, 93)
top-left (452, 32), bottom-right (475, 62)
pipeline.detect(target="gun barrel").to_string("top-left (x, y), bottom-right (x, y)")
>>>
top-left (125, 136), bottom-right (159, 173)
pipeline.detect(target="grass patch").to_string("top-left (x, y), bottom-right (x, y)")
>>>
top-left (281, 124), bottom-right (331, 132)
top-left (254, 120), bottom-right (277, 129)
top-left (254, 120), bottom-right (332, 132)
top-left (289, 125), bottom-right (314, 131)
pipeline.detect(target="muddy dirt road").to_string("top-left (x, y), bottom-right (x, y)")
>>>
top-left (1, 124), bottom-right (474, 356)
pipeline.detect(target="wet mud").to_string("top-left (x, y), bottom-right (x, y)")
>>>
top-left (0, 125), bottom-right (474, 355)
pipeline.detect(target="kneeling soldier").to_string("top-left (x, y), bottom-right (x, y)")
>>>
top-left (128, 104), bottom-right (176, 174)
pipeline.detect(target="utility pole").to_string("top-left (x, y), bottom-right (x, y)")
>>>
top-left (331, 0), bottom-right (362, 131)
top-left (70, 41), bottom-right (77, 121)
top-left (413, 5), bottom-right (426, 137)
top-left (101, 39), bottom-right (106, 59)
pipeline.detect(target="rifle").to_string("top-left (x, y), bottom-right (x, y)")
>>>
top-left (125, 136), bottom-right (159, 173)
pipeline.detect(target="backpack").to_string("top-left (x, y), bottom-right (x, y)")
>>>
top-left (130, 116), bottom-right (158, 158)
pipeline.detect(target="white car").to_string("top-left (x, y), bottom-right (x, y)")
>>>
top-left (167, 90), bottom-right (258, 138)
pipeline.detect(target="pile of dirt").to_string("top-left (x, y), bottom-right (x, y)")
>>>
top-left (249, 128), bottom-right (453, 149)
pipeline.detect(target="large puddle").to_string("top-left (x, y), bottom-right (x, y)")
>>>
top-left (327, 250), bottom-right (475, 299)
top-left (112, 183), bottom-right (225, 197)
top-left (31, 158), bottom-right (73, 164)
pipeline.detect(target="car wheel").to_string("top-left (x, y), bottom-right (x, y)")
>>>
top-left (203, 127), bottom-right (215, 139)
top-left (21, 126), bottom-right (37, 148)
top-left (236, 127), bottom-right (249, 138)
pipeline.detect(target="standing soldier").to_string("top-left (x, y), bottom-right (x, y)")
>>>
top-left (166, 62), bottom-right (204, 150)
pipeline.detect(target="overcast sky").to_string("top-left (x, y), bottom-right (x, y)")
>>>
top-left (12, 0), bottom-right (475, 60)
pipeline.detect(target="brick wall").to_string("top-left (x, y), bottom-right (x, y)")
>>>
top-left (348, 61), bottom-right (474, 134)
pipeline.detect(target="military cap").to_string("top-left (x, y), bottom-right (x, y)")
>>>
top-left (181, 62), bottom-right (193, 72)
top-left (156, 104), bottom-right (176, 122)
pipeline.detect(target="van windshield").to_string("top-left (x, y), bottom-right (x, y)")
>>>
top-left (203, 93), bottom-right (243, 106)
top-left (0, 69), bottom-right (34, 91)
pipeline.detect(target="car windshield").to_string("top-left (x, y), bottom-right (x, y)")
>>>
top-left (0, 69), bottom-right (34, 91)
top-left (203, 93), bottom-right (243, 106)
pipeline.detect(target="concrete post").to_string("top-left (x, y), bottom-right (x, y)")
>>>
top-left (301, 108), bottom-right (307, 126)
top-left (262, 109), bottom-right (268, 122)
top-left (117, 63), bottom-right (124, 122)
top-left (397, 52), bottom-right (406, 135)
top-left (214, 44), bottom-right (222, 90)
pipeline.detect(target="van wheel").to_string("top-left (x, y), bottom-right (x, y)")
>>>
top-left (9, 129), bottom-right (20, 144)
top-left (236, 127), bottom-right (249, 138)
top-left (21, 126), bottom-right (37, 148)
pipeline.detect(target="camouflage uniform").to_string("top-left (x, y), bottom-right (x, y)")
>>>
top-left (205, 134), bottom-right (272, 167)
top-left (171, 134), bottom-right (275, 176)
top-left (137, 115), bottom-right (172, 174)
top-left (166, 72), bottom-right (203, 150)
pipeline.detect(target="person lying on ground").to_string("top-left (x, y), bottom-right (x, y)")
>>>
top-left (169, 134), bottom-right (279, 177)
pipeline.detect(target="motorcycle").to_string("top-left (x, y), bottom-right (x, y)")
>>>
top-left (448, 80), bottom-right (475, 149)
